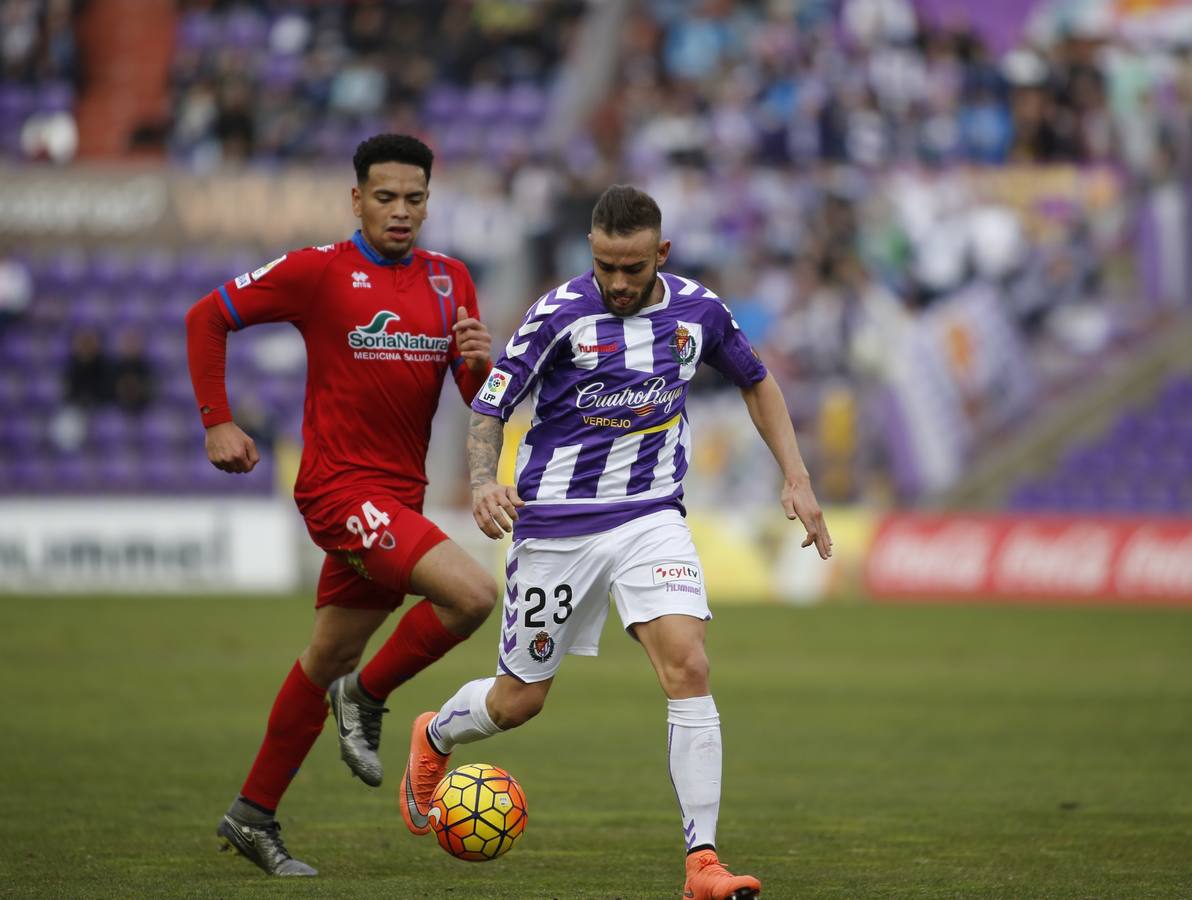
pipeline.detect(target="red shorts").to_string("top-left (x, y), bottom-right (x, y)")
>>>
top-left (303, 492), bottom-right (448, 611)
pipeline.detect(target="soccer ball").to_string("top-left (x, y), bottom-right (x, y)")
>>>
top-left (428, 763), bottom-right (528, 861)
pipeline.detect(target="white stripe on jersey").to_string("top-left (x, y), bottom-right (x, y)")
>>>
top-left (650, 419), bottom-right (683, 492)
top-left (622, 317), bottom-right (655, 374)
top-left (537, 444), bottom-right (582, 500)
top-left (677, 321), bottom-right (703, 382)
top-left (570, 321), bottom-right (600, 371)
top-left (595, 432), bottom-right (645, 498)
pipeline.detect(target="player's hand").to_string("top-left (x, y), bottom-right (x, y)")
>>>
top-left (205, 421), bottom-right (260, 474)
top-left (782, 475), bottom-right (832, 559)
top-left (472, 480), bottom-right (524, 540)
top-left (454, 305), bottom-right (492, 374)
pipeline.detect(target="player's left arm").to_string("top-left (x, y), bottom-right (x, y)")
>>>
top-left (740, 373), bottom-right (832, 560)
top-left (451, 271), bottom-right (492, 403)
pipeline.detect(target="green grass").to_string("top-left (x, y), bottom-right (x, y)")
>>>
top-left (0, 596), bottom-right (1189, 899)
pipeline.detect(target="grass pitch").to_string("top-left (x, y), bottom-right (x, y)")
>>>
top-left (0, 596), bottom-right (1189, 899)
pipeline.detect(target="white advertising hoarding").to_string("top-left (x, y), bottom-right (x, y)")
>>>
top-left (0, 499), bottom-right (299, 593)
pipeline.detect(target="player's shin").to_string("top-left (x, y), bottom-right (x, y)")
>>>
top-left (666, 695), bottom-right (722, 853)
top-left (427, 676), bottom-right (500, 754)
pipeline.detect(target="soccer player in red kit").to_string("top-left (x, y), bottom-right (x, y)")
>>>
top-left (186, 134), bottom-right (497, 876)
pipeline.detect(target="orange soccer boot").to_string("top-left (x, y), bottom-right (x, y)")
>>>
top-left (399, 711), bottom-right (451, 835)
top-left (682, 849), bottom-right (762, 899)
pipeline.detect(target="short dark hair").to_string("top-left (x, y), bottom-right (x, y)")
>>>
top-left (591, 185), bottom-right (662, 236)
top-left (353, 134), bottom-right (434, 184)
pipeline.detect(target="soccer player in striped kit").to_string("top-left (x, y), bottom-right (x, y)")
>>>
top-left (399, 185), bottom-right (832, 899)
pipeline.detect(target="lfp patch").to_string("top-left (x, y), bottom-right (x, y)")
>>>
top-left (477, 368), bottom-right (511, 406)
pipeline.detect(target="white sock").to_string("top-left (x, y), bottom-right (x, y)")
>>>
top-left (427, 677), bottom-right (500, 754)
top-left (667, 695), bottom-right (722, 853)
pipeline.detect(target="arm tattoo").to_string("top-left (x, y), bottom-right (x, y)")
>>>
top-left (467, 412), bottom-right (504, 488)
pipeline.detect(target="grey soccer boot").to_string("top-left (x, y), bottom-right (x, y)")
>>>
top-left (216, 814), bottom-right (317, 876)
top-left (328, 673), bottom-right (387, 787)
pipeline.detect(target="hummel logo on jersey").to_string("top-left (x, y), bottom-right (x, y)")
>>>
top-left (351, 271), bottom-right (372, 288)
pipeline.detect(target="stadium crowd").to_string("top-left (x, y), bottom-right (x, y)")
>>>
top-left (1, 0), bottom-right (1190, 509)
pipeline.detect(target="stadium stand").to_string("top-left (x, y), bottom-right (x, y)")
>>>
top-left (0, 0), bottom-right (1189, 513)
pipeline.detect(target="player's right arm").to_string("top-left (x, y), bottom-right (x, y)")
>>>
top-left (467, 411), bottom-right (523, 539)
top-left (184, 250), bottom-right (321, 475)
top-left (464, 286), bottom-right (574, 538)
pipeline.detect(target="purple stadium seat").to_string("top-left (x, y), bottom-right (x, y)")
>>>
top-left (224, 7), bottom-right (269, 49)
top-left (176, 10), bottom-right (220, 51)
top-left (40, 251), bottom-right (88, 291)
top-left (1, 414), bottom-right (43, 454)
top-left (507, 83), bottom-right (548, 125)
top-left (50, 456), bottom-right (96, 493)
top-left (96, 454), bottom-right (141, 492)
top-left (86, 409), bottom-right (133, 453)
top-left (38, 81), bottom-right (74, 112)
top-left (424, 86), bottom-right (464, 124)
top-left (464, 83), bottom-right (506, 124)
top-left (0, 373), bottom-right (21, 412)
top-left (88, 250), bottom-right (133, 291)
top-left (3, 458), bottom-right (53, 494)
top-left (25, 372), bottom-right (60, 407)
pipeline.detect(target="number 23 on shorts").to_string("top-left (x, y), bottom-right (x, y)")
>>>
top-left (522, 583), bottom-right (574, 627)
top-left (345, 500), bottom-right (394, 550)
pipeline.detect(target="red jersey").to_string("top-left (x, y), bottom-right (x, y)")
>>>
top-left (186, 231), bottom-right (488, 515)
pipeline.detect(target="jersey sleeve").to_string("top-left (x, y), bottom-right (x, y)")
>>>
top-left (447, 265), bottom-right (491, 403)
top-left (185, 293), bottom-right (235, 428)
top-left (470, 294), bottom-right (565, 422)
top-left (702, 299), bottom-right (768, 387)
top-left (213, 249), bottom-right (324, 331)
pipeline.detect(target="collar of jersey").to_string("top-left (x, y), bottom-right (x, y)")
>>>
top-left (352, 230), bottom-right (414, 267)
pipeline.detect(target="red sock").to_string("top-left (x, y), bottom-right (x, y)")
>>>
top-left (240, 660), bottom-right (328, 812)
top-left (358, 599), bottom-right (465, 700)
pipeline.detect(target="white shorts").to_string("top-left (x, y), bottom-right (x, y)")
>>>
top-left (495, 509), bottom-right (711, 683)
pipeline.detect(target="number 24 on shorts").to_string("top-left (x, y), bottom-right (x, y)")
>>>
top-left (345, 501), bottom-right (392, 550)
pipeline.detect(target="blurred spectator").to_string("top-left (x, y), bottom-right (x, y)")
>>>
top-left (110, 329), bottom-right (154, 414)
top-left (64, 328), bottom-right (112, 408)
top-left (0, 257), bottom-right (33, 329)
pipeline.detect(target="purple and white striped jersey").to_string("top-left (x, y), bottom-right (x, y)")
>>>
top-left (472, 270), bottom-right (767, 539)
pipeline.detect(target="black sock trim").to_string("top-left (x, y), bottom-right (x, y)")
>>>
top-left (425, 724), bottom-right (449, 757)
top-left (687, 843), bottom-right (715, 856)
top-left (239, 796), bottom-right (275, 817)
top-left (356, 676), bottom-right (384, 705)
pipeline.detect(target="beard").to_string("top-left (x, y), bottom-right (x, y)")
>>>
top-left (598, 266), bottom-right (658, 318)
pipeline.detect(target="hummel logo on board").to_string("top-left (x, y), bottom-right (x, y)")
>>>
top-left (351, 271), bottom-right (372, 288)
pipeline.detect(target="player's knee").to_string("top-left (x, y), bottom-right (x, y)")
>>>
top-left (301, 642), bottom-right (362, 687)
top-left (489, 685), bottom-right (546, 730)
top-left (454, 573), bottom-right (497, 631)
top-left (657, 651), bottom-right (710, 698)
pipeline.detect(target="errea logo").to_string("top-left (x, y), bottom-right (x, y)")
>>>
top-left (351, 271), bottom-right (372, 289)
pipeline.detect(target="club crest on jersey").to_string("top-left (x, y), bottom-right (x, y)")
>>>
top-left (428, 274), bottom-right (453, 297)
top-left (528, 630), bottom-right (555, 663)
top-left (351, 271), bottom-right (372, 289)
top-left (668, 324), bottom-right (698, 364)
